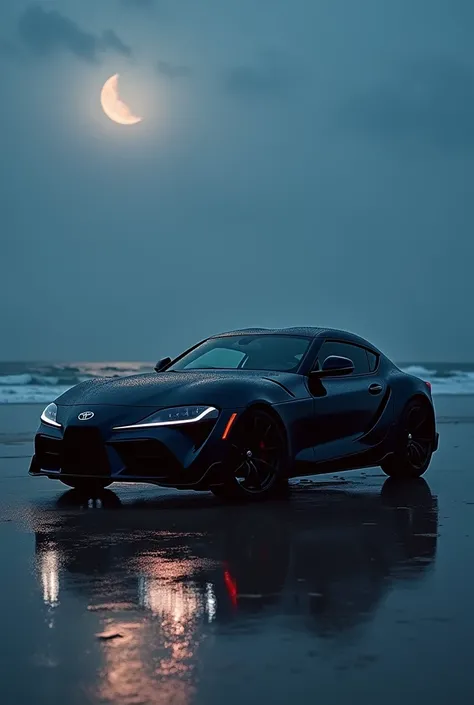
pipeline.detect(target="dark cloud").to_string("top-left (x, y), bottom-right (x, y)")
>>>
top-left (101, 29), bottom-right (132, 58)
top-left (156, 60), bottom-right (190, 79)
top-left (342, 57), bottom-right (474, 150)
top-left (224, 65), bottom-right (286, 97)
top-left (225, 66), bottom-right (280, 95)
top-left (18, 5), bottom-right (131, 62)
top-left (223, 51), bottom-right (296, 97)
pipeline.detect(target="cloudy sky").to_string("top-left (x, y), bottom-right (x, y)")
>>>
top-left (1, 0), bottom-right (473, 362)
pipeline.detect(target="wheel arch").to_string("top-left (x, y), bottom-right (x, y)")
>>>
top-left (242, 401), bottom-right (290, 457)
top-left (405, 392), bottom-right (436, 432)
top-left (390, 370), bottom-right (436, 426)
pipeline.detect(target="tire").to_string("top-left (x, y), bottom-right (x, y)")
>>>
top-left (60, 478), bottom-right (112, 494)
top-left (211, 408), bottom-right (289, 501)
top-left (381, 398), bottom-right (435, 479)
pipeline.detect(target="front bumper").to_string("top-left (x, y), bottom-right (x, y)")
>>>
top-left (30, 407), bottom-right (240, 489)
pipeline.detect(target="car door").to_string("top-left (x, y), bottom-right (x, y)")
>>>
top-left (308, 340), bottom-right (386, 462)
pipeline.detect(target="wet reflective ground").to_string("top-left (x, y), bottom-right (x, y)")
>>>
top-left (1, 398), bottom-right (473, 705)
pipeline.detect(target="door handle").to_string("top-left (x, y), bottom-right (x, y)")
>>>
top-left (368, 383), bottom-right (383, 395)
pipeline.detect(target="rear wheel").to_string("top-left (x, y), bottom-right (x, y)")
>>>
top-left (381, 399), bottom-right (435, 479)
top-left (60, 478), bottom-right (112, 493)
top-left (211, 408), bottom-right (288, 501)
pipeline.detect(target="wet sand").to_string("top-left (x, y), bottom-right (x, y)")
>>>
top-left (0, 397), bottom-right (473, 705)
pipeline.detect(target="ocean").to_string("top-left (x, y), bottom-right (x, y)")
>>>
top-left (0, 361), bottom-right (473, 404)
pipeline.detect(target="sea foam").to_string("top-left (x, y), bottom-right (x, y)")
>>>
top-left (0, 362), bottom-right (473, 403)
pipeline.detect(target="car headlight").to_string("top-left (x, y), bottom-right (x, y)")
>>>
top-left (113, 405), bottom-right (219, 430)
top-left (40, 402), bottom-right (61, 428)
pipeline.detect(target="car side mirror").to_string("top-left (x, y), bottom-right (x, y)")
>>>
top-left (154, 357), bottom-right (172, 373)
top-left (309, 355), bottom-right (355, 379)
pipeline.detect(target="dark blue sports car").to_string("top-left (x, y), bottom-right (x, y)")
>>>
top-left (30, 327), bottom-right (439, 500)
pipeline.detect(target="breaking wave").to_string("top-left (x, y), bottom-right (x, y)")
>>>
top-left (0, 362), bottom-right (153, 404)
top-left (0, 361), bottom-right (473, 403)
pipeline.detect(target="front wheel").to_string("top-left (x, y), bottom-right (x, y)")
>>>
top-left (60, 478), bottom-right (112, 494)
top-left (211, 408), bottom-right (289, 501)
top-left (381, 399), bottom-right (435, 479)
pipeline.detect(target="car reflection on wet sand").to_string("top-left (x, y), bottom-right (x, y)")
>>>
top-left (32, 479), bottom-right (438, 705)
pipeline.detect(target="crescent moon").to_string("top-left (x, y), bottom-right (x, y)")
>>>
top-left (100, 74), bottom-right (143, 126)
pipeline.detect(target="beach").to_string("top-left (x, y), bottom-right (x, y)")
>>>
top-left (1, 394), bottom-right (473, 705)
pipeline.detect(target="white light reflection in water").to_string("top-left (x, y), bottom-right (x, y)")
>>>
top-left (205, 582), bottom-right (217, 623)
top-left (138, 576), bottom-right (217, 623)
top-left (40, 549), bottom-right (60, 607)
top-left (98, 575), bottom-right (218, 705)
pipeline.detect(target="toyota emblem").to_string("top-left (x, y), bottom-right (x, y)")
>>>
top-left (78, 411), bottom-right (95, 421)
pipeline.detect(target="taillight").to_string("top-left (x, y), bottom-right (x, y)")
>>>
top-left (425, 381), bottom-right (432, 392)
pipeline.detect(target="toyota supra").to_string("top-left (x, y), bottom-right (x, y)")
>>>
top-left (29, 327), bottom-right (439, 500)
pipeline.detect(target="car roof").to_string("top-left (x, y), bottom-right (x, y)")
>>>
top-left (211, 327), bottom-right (380, 352)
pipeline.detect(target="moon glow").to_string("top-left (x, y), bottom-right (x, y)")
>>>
top-left (100, 74), bottom-right (143, 126)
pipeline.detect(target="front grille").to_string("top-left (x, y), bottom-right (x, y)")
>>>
top-left (62, 427), bottom-right (110, 476)
top-left (113, 440), bottom-right (181, 477)
top-left (36, 435), bottom-right (62, 471)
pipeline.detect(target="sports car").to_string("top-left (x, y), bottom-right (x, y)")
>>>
top-left (29, 327), bottom-right (439, 500)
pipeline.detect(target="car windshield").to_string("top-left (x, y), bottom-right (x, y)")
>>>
top-left (168, 334), bottom-right (311, 373)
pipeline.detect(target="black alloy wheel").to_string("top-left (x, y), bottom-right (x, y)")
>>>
top-left (381, 399), bottom-right (434, 479)
top-left (211, 408), bottom-right (288, 501)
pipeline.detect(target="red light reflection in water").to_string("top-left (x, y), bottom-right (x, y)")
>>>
top-left (223, 569), bottom-right (238, 607)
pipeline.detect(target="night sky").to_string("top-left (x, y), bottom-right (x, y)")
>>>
top-left (1, 1), bottom-right (473, 361)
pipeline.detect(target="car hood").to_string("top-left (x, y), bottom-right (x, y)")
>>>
top-left (55, 370), bottom-right (303, 409)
